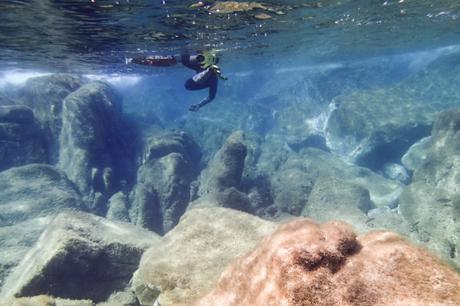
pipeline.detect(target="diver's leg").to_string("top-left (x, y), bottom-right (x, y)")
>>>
top-left (189, 76), bottom-right (218, 112)
top-left (192, 68), bottom-right (213, 85)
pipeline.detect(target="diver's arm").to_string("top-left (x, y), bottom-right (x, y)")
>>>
top-left (189, 78), bottom-right (217, 112)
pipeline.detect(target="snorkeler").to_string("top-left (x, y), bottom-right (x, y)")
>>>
top-left (129, 51), bottom-right (228, 112)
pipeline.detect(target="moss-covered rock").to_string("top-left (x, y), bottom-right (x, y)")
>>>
top-left (1, 212), bottom-right (159, 302)
top-left (133, 207), bottom-right (277, 306)
top-left (400, 107), bottom-right (460, 269)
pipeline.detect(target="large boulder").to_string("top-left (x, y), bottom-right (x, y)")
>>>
top-left (0, 217), bottom-right (53, 289)
top-left (133, 207), bottom-right (277, 306)
top-left (0, 164), bottom-right (83, 289)
top-left (0, 164), bottom-right (83, 226)
top-left (197, 131), bottom-right (247, 196)
top-left (18, 74), bottom-right (85, 163)
top-left (326, 91), bottom-right (432, 170)
top-left (400, 107), bottom-right (460, 268)
top-left (129, 129), bottom-right (201, 234)
top-left (1, 212), bottom-right (160, 302)
top-left (325, 52), bottom-right (460, 171)
top-left (263, 148), bottom-right (403, 217)
top-left (0, 295), bottom-right (94, 306)
top-left (302, 176), bottom-right (412, 236)
top-left (0, 105), bottom-right (48, 171)
top-left (58, 81), bottom-right (128, 208)
top-left (192, 220), bottom-right (460, 306)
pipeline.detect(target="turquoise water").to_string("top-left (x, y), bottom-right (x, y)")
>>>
top-left (1, 0), bottom-right (460, 304)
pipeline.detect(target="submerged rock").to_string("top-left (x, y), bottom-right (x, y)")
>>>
top-left (197, 131), bottom-right (247, 196)
top-left (1, 212), bottom-right (159, 302)
top-left (0, 164), bottom-right (83, 289)
top-left (0, 105), bottom-right (48, 171)
top-left (381, 162), bottom-right (411, 185)
top-left (192, 219), bottom-right (460, 306)
top-left (400, 107), bottom-right (460, 268)
top-left (0, 295), bottom-right (94, 306)
top-left (401, 136), bottom-right (431, 171)
top-left (302, 176), bottom-right (373, 230)
top-left (133, 207), bottom-right (277, 306)
top-left (325, 52), bottom-right (460, 171)
top-left (130, 129), bottom-right (201, 234)
top-left (0, 164), bottom-right (83, 226)
top-left (18, 74), bottom-right (85, 163)
top-left (58, 81), bottom-right (126, 208)
top-left (264, 148), bottom-right (403, 217)
top-left (326, 91), bottom-right (432, 170)
top-left (209, 1), bottom-right (268, 14)
top-left (302, 176), bottom-right (412, 235)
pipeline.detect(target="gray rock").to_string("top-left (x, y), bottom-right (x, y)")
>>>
top-left (0, 296), bottom-right (94, 306)
top-left (18, 74), bottom-right (85, 163)
top-left (58, 81), bottom-right (125, 207)
top-left (0, 106), bottom-right (48, 171)
top-left (400, 107), bottom-right (460, 268)
top-left (0, 164), bottom-right (83, 290)
top-left (401, 136), bottom-right (432, 171)
top-left (263, 148), bottom-right (403, 217)
top-left (107, 192), bottom-right (130, 223)
top-left (0, 105), bottom-right (34, 124)
top-left (130, 129), bottom-right (200, 234)
top-left (97, 290), bottom-right (139, 306)
top-left (189, 187), bottom-right (251, 212)
top-left (0, 217), bottom-right (53, 289)
top-left (0, 164), bottom-right (83, 226)
top-left (381, 162), bottom-right (411, 185)
top-left (278, 172), bottom-right (413, 238)
top-left (1, 212), bottom-right (160, 302)
top-left (325, 52), bottom-right (460, 171)
top-left (326, 94), bottom-right (432, 170)
top-left (197, 131), bottom-right (247, 196)
top-left (302, 176), bottom-right (374, 233)
top-left (133, 207), bottom-right (277, 306)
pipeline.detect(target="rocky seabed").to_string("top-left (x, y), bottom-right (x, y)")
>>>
top-left (0, 67), bottom-right (460, 305)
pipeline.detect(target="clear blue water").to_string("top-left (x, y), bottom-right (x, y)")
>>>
top-left (1, 0), bottom-right (460, 303)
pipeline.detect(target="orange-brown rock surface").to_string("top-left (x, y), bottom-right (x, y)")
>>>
top-left (190, 219), bottom-right (460, 306)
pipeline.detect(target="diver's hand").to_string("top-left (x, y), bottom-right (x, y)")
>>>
top-left (209, 64), bottom-right (228, 80)
top-left (189, 104), bottom-right (200, 112)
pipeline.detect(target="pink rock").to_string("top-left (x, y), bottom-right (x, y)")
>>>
top-left (190, 219), bottom-right (460, 306)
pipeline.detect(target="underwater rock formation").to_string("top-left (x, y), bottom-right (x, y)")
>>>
top-left (302, 176), bottom-right (373, 229)
top-left (1, 211), bottom-right (159, 302)
top-left (326, 91), bottom-right (432, 170)
top-left (133, 207), bottom-right (277, 306)
top-left (17, 74), bottom-right (85, 163)
top-left (400, 107), bottom-right (460, 268)
top-left (190, 131), bottom-right (250, 212)
top-left (0, 295), bottom-right (94, 306)
top-left (130, 129), bottom-right (201, 234)
top-left (58, 81), bottom-right (125, 210)
top-left (401, 136), bottom-right (431, 171)
top-left (262, 147), bottom-right (402, 218)
top-left (197, 131), bottom-right (247, 195)
top-left (325, 52), bottom-right (460, 171)
top-left (0, 105), bottom-right (48, 171)
top-left (0, 164), bottom-right (83, 227)
top-left (302, 176), bottom-right (412, 236)
top-left (192, 219), bottom-right (460, 306)
top-left (0, 164), bottom-right (84, 288)
top-left (106, 191), bottom-right (130, 222)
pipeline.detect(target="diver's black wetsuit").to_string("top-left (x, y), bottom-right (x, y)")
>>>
top-left (181, 54), bottom-right (218, 111)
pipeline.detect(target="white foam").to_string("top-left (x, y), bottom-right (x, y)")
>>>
top-left (0, 69), bottom-right (51, 89)
top-left (84, 73), bottom-right (142, 88)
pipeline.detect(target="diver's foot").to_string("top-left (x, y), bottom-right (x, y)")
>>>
top-left (189, 104), bottom-right (200, 112)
